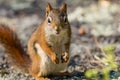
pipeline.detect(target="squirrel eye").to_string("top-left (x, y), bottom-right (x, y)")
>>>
top-left (48, 17), bottom-right (52, 23)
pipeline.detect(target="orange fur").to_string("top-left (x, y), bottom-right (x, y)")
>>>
top-left (0, 24), bottom-right (31, 73)
top-left (0, 2), bottom-right (71, 80)
top-left (28, 2), bottom-right (71, 79)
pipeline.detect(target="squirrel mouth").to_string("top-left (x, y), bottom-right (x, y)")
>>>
top-left (56, 31), bottom-right (59, 34)
top-left (55, 30), bottom-right (60, 34)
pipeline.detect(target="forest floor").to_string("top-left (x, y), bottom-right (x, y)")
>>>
top-left (0, 0), bottom-right (120, 80)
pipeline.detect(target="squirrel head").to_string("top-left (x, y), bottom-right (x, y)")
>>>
top-left (45, 3), bottom-right (69, 35)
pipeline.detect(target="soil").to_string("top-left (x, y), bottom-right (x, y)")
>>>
top-left (0, 0), bottom-right (120, 80)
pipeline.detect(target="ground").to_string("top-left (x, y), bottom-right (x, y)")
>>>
top-left (0, 0), bottom-right (120, 80)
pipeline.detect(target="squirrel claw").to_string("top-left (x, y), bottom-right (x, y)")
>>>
top-left (54, 57), bottom-right (59, 64)
top-left (61, 52), bottom-right (69, 63)
top-left (51, 54), bottom-right (59, 64)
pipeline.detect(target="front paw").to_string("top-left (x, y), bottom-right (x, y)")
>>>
top-left (61, 52), bottom-right (69, 63)
top-left (51, 54), bottom-right (59, 64)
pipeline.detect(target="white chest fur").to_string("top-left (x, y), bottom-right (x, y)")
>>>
top-left (35, 43), bottom-right (68, 76)
top-left (45, 26), bottom-right (69, 61)
top-left (45, 26), bottom-right (69, 46)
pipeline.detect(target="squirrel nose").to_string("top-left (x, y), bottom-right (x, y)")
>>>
top-left (54, 26), bottom-right (60, 34)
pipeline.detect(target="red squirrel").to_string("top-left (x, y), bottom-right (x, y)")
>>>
top-left (0, 3), bottom-right (71, 80)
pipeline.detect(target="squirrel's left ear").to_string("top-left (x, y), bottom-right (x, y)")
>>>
top-left (60, 3), bottom-right (67, 12)
top-left (46, 3), bottom-right (52, 16)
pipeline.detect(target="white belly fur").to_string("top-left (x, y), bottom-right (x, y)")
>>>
top-left (35, 43), bottom-right (68, 76)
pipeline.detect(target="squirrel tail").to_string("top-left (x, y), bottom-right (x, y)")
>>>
top-left (0, 23), bottom-right (31, 73)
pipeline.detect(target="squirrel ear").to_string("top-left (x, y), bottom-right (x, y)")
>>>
top-left (60, 3), bottom-right (67, 12)
top-left (46, 3), bottom-right (52, 14)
